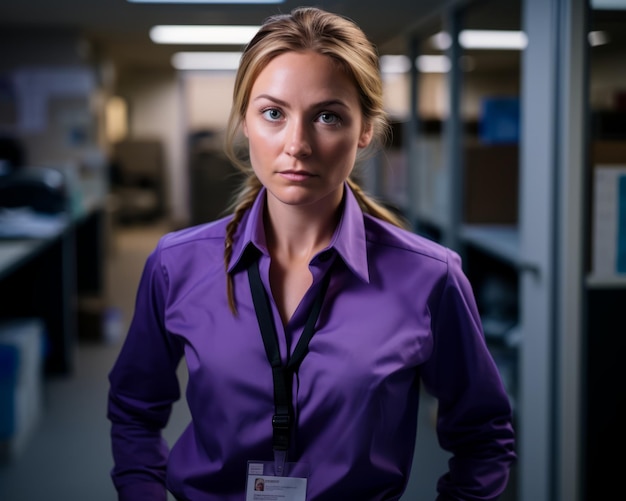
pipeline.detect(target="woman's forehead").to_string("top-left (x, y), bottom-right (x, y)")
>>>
top-left (249, 51), bottom-right (358, 102)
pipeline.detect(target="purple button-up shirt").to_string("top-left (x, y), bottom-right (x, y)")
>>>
top-left (108, 184), bottom-right (515, 501)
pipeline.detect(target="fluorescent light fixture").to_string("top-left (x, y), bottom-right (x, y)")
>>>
top-left (432, 28), bottom-right (609, 51)
top-left (130, 1), bottom-right (283, 3)
top-left (430, 30), bottom-right (527, 50)
top-left (150, 25), bottom-right (260, 45)
top-left (172, 51), bottom-right (242, 70)
top-left (379, 54), bottom-right (472, 74)
top-left (380, 55), bottom-right (411, 74)
top-left (459, 30), bottom-right (528, 50)
top-left (416, 55), bottom-right (451, 73)
top-left (430, 32), bottom-right (452, 51)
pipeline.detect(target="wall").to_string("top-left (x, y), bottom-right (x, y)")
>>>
top-left (0, 28), bottom-right (103, 174)
top-left (0, 27), bottom-right (86, 70)
top-left (116, 69), bottom-right (187, 226)
top-left (114, 70), bottom-right (240, 227)
top-left (183, 72), bottom-right (237, 133)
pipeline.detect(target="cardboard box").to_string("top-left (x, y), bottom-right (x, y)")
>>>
top-left (463, 143), bottom-right (519, 224)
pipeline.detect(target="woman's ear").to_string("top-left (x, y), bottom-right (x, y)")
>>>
top-left (358, 122), bottom-right (374, 149)
top-left (242, 118), bottom-right (249, 138)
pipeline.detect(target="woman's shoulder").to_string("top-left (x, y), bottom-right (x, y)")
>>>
top-left (363, 214), bottom-right (455, 265)
top-left (144, 216), bottom-right (234, 278)
top-left (158, 215), bottom-right (232, 251)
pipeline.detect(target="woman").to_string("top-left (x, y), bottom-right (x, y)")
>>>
top-left (108, 7), bottom-right (516, 501)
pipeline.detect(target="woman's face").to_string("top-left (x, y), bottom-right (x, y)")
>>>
top-left (243, 50), bottom-right (372, 212)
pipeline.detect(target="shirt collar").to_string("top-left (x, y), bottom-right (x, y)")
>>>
top-left (228, 182), bottom-right (369, 283)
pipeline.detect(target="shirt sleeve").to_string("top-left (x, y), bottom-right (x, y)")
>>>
top-left (420, 249), bottom-right (516, 501)
top-left (107, 240), bottom-right (184, 500)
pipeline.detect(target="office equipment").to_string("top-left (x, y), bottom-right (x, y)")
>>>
top-left (188, 130), bottom-right (242, 225)
top-left (0, 318), bottom-right (45, 464)
top-left (0, 166), bottom-right (68, 214)
top-left (0, 135), bottom-right (25, 173)
top-left (110, 139), bottom-right (166, 223)
top-left (0, 171), bottom-right (107, 374)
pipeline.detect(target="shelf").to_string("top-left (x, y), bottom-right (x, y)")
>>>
top-left (0, 233), bottom-right (65, 281)
top-left (586, 274), bottom-right (626, 289)
top-left (459, 224), bottom-right (521, 267)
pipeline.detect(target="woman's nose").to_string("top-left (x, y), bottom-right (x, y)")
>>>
top-left (285, 120), bottom-right (312, 158)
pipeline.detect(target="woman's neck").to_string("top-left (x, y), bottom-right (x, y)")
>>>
top-left (264, 194), bottom-right (341, 264)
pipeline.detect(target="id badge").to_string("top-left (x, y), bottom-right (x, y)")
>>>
top-left (245, 461), bottom-right (309, 501)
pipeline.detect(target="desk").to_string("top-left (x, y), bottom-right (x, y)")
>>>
top-left (0, 176), bottom-right (106, 375)
top-left (0, 238), bottom-right (62, 281)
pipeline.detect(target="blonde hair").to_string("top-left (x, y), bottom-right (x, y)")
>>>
top-left (223, 6), bottom-right (407, 313)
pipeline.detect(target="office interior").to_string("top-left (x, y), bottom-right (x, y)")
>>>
top-left (0, 0), bottom-right (624, 500)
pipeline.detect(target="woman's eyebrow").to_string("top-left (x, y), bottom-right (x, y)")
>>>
top-left (252, 93), bottom-right (288, 106)
top-left (315, 99), bottom-right (350, 109)
top-left (252, 94), bottom-right (349, 109)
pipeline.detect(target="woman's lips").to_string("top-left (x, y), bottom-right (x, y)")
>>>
top-left (279, 170), bottom-right (316, 182)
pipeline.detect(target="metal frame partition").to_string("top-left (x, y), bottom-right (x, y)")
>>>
top-left (404, 0), bottom-right (589, 500)
top-left (519, 0), bottom-right (587, 500)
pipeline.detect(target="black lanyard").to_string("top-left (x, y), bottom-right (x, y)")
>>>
top-left (247, 258), bottom-right (331, 472)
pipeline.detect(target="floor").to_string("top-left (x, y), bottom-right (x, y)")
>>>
top-left (0, 220), bottom-right (461, 500)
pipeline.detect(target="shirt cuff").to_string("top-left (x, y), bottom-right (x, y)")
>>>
top-left (117, 481), bottom-right (168, 501)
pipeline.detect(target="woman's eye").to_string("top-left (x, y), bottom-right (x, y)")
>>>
top-left (262, 108), bottom-right (282, 121)
top-left (318, 112), bottom-right (340, 125)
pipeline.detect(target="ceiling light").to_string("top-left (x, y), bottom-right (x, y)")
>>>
top-left (459, 30), bottom-right (528, 50)
top-left (430, 32), bottom-right (452, 51)
top-left (379, 54), bottom-right (449, 74)
top-left (130, 1), bottom-right (282, 3)
top-left (416, 55), bottom-right (451, 73)
top-left (432, 28), bottom-right (610, 51)
top-left (380, 55), bottom-right (411, 74)
top-left (150, 25), bottom-right (260, 45)
top-left (430, 30), bottom-right (527, 50)
top-left (172, 51), bottom-right (242, 70)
